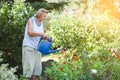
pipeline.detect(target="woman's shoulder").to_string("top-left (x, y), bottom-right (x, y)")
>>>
top-left (28, 17), bottom-right (34, 22)
top-left (27, 17), bottom-right (33, 25)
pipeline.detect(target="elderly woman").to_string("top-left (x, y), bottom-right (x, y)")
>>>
top-left (22, 8), bottom-right (49, 80)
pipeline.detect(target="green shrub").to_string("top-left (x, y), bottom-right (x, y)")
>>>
top-left (0, 2), bottom-right (35, 76)
top-left (47, 12), bottom-right (88, 52)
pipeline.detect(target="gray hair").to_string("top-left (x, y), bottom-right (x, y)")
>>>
top-left (34, 8), bottom-right (48, 18)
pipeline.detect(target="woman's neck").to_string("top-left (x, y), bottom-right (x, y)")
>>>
top-left (36, 17), bottom-right (41, 23)
top-left (35, 17), bottom-right (41, 26)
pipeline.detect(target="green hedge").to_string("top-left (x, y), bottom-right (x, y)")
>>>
top-left (0, 2), bottom-right (35, 75)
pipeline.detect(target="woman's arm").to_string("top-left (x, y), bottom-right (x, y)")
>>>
top-left (27, 18), bottom-right (49, 40)
top-left (27, 18), bottom-right (43, 37)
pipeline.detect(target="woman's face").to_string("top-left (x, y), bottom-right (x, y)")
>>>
top-left (40, 12), bottom-right (48, 21)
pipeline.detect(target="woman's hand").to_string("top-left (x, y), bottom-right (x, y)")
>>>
top-left (42, 33), bottom-right (50, 41)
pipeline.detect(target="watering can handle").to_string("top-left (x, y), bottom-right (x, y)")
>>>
top-left (39, 37), bottom-right (52, 42)
top-left (38, 37), bottom-right (52, 50)
top-left (39, 37), bottom-right (43, 42)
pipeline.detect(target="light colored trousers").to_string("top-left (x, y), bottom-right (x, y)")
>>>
top-left (22, 46), bottom-right (42, 78)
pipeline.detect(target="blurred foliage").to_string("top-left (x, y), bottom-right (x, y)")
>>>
top-left (29, 1), bottom-right (69, 11)
top-left (0, 0), bottom-right (13, 2)
top-left (94, 0), bottom-right (120, 19)
top-left (25, 0), bottom-right (46, 2)
top-left (1, 0), bottom-right (69, 11)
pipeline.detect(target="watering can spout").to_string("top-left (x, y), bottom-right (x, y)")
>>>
top-left (48, 48), bottom-right (63, 54)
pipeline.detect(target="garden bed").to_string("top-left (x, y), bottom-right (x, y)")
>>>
top-left (41, 55), bottom-right (58, 80)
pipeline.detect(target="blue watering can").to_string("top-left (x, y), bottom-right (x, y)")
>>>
top-left (38, 37), bottom-right (62, 55)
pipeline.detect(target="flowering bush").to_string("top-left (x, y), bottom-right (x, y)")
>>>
top-left (45, 50), bottom-right (83, 80)
top-left (45, 0), bottom-right (120, 79)
top-left (0, 52), bottom-right (17, 80)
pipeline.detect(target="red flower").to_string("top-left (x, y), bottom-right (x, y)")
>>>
top-left (100, 57), bottom-right (105, 61)
top-left (72, 54), bottom-right (79, 61)
top-left (62, 61), bottom-right (66, 64)
top-left (59, 67), bottom-right (64, 71)
top-left (108, 48), bottom-right (120, 59)
top-left (61, 49), bottom-right (66, 53)
top-left (113, 51), bottom-right (120, 59)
